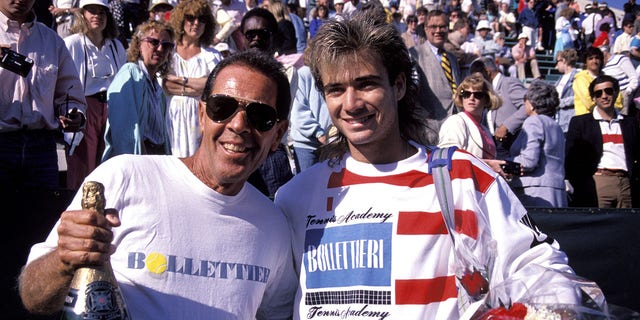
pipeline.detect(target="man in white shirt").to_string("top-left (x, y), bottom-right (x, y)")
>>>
top-left (613, 19), bottom-right (635, 55)
top-left (0, 0), bottom-right (86, 190)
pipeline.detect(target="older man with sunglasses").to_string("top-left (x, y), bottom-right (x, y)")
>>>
top-left (18, 51), bottom-right (297, 319)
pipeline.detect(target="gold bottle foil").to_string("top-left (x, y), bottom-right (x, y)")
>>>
top-left (61, 181), bottom-right (131, 320)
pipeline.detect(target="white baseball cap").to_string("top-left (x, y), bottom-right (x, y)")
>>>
top-left (517, 32), bottom-right (529, 40)
top-left (79, 0), bottom-right (109, 8)
top-left (334, 0), bottom-right (345, 4)
top-left (149, 0), bottom-right (174, 11)
top-left (476, 20), bottom-right (491, 31)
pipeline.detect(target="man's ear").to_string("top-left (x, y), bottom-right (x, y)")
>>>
top-left (271, 119), bottom-right (289, 152)
top-left (198, 100), bottom-right (207, 134)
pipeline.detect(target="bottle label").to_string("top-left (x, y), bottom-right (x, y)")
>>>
top-left (62, 281), bottom-right (130, 320)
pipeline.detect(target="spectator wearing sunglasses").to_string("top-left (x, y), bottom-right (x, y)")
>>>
top-left (102, 20), bottom-right (175, 160)
top-left (19, 50), bottom-right (297, 318)
top-left (438, 73), bottom-right (508, 176)
top-left (565, 75), bottom-right (640, 208)
top-left (163, 0), bottom-right (222, 157)
top-left (240, 8), bottom-right (296, 199)
top-left (63, 0), bottom-right (127, 190)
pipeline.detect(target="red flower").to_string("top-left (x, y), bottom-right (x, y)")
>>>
top-left (459, 268), bottom-right (489, 299)
top-left (479, 302), bottom-right (528, 320)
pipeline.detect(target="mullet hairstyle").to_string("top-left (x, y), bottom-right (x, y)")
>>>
top-left (307, 15), bottom-right (429, 163)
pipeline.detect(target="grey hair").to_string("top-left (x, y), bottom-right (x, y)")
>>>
top-left (524, 80), bottom-right (559, 116)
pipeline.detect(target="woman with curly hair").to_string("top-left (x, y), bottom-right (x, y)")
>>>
top-left (63, 0), bottom-right (126, 189)
top-left (103, 20), bottom-right (175, 160)
top-left (164, 0), bottom-right (222, 157)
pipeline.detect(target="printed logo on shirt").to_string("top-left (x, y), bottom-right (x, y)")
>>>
top-left (304, 223), bottom-right (391, 289)
top-left (127, 251), bottom-right (271, 283)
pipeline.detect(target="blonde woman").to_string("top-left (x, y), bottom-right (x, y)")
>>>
top-left (439, 72), bottom-right (502, 160)
top-left (267, 1), bottom-right (297, 55)
top-left (103, 21), bottom-right (175, 160)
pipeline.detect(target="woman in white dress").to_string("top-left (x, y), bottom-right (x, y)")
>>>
top-left (164, 0), bottom-right (223, 157)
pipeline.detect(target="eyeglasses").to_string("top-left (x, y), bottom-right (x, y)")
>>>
top-left (141, 37), bottom-right (175, 50)
top-left (184, 14), bottom-right (207, 23)
top-left (427, 24), bottom-right (448, 30)
top-left (593, 87), bottom-right (615, 98)
top-left (460, 90), bottom-right (487, 100)
top-left (243, 28), bottom-right (271, 41)
top-left (204, 94), bottom-right (278, 132)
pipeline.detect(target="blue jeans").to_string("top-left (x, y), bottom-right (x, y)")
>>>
top-left (293, 146), bottom-right (318, 173)
top-left (0, 130), bottom-right (59, 190)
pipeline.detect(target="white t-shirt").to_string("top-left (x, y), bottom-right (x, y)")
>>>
top-left (275, 142), bottom-right (578, 319)
top-left (27, 155), bottom-right (297, 319)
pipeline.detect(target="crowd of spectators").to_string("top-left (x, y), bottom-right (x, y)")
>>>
top-left (4, 0), bottom-right (640, 209)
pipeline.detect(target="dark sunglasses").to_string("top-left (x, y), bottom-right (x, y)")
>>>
top-left (184, 14), bottom-right (207, 23)
top-left (593, 87), bottom-right (615, 98)
top-left (141, 37), bottom-right (175, 50)
top-left (244, 28), bottom-right (271, 41)
top-left (460, 90), bottom-right (487, 100)
top-left (204, 94), bottom-right (278, 132)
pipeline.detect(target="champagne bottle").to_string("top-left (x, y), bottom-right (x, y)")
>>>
top-left (61, 181), bottom-right (131, 320)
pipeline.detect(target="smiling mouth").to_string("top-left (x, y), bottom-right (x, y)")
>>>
top-left (345, 114), bottom-right (375, 124)
top-left (223, 143), bottom-right (249, 153)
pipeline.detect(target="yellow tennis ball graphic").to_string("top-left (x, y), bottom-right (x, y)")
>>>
top-left (145, 252), bottom-right (168, 274)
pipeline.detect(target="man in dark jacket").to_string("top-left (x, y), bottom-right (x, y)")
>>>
top-left (565, 75), bottom-right (640, 208)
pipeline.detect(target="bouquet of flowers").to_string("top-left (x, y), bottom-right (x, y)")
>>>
top-left (463, 265), bottom-right (613, 320)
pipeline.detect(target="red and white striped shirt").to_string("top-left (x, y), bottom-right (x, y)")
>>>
top-left (276, 142), bottom-right (577, 319)
top-left (594, 108), bottom-right (628, 172)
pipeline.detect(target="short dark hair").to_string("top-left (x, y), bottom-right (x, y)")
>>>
top-left (202, 51), bottom-right (291, 121)
top-left (584, 46), bottom-right (604, 63)
top-left (524, 80), bottom-right (559, 116)
top-left (240, 7), bottom-right (278, 34)
top-left (589, 75), bottom-right (620, 99)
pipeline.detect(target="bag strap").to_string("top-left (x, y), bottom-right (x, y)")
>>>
top-left (427, 145), bottom-right (458, 245)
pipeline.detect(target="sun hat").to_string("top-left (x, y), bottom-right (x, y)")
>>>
top-left (476, 20), bottom-right (491, 31)
top-left (79, 0), bottom-right (109, 8)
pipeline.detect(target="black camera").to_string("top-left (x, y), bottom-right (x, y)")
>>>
top-left (500, 161), bottom-right (522, 175)
top-left (0, 47), bottom-right (34, 77)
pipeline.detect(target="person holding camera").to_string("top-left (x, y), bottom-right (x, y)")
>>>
top-left (0, 0), bottom-right (86, 190)
top-left (507, 81), bottom-right (568, 208)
